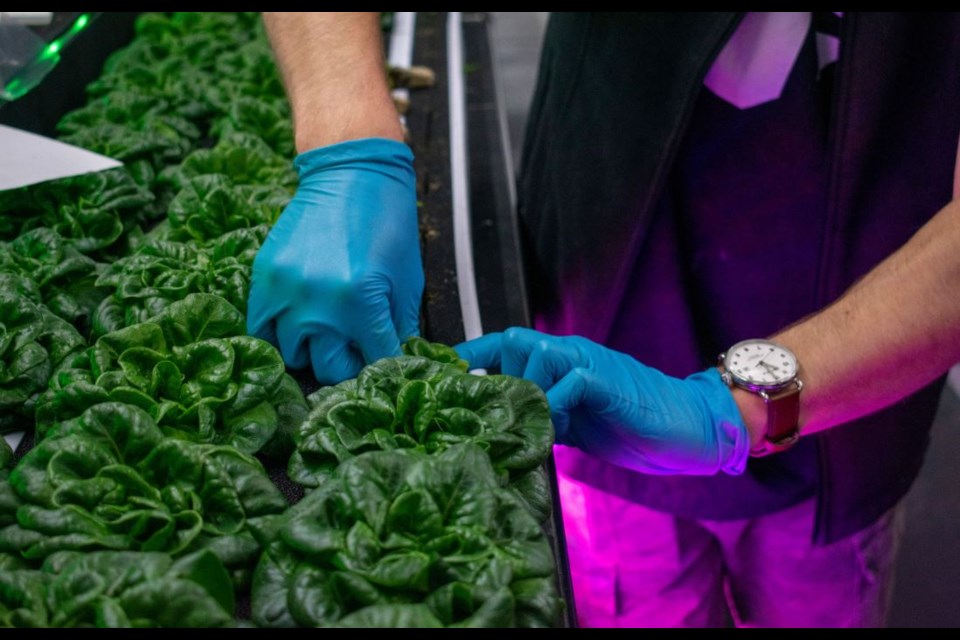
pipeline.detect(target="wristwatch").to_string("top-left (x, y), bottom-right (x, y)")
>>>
top-left (717, 338), bottom-right (803, 457)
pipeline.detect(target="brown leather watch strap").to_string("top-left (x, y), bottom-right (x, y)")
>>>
top-left (751, 380), bottom-right (803, 457)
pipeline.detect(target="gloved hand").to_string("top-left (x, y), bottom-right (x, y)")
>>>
top-left (454, 328), bottom-right (750, 475)
top-left (247, 138), bottom-right (423, 385)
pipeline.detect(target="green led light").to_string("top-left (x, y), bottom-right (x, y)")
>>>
top-left (2, 13), bottom-right (96, 102)
top-left (3, 78), bottom-right (28, 100)
top-left (47, 13), bottom-right (93, 56)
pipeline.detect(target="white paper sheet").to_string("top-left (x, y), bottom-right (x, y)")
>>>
top-left (0, 123), bottom-right (121, 190)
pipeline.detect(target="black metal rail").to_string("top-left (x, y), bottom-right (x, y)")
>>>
top-left (413, 12), bottom-right (577, 628)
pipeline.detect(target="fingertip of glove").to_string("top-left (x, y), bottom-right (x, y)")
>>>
top-left (245, 315), bottom-right (275, 345)
top-left (310, 347), bottom-right (364, 386)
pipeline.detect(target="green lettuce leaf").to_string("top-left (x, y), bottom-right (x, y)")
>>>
top-left (0, 169), bottom-right (153, 257)
top-left (0, 549), bottom-right (236, 628)
top-left (57, 91), bottom-right (202, 190)
top-left (166, 174), bottom-right (288, 244)
top-left (1, 294), bottom-right (86, 434)
top-left (209, 95), bottom-right (294, 158)
top-left (253, 445), bottom-right (561, 628)
top-left (291, 340), bottom-right (555, 520)
top-left (2, 403), bottom-right (286, 582)
top-left (401, 336), bottom-right (469, 371)
top-left (37, 295), bottom-right (306, 456)
top-left (0, 228), bottom-right (105, 333)
top-left (91, 230), bottom-right (266, 337)
top-left (161, 133), bottom-right (296, 193)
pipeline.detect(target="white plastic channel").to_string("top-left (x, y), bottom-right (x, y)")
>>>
top-left (447, 12), bottom-right (484, 345)
top-left (387, 12), bottom-right (416, 129)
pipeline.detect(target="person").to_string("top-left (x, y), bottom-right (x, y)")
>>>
top-left (247, 12), bottom-right (960, 628)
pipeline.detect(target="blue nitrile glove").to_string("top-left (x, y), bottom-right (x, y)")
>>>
top-left (455, 328), bottom-right (750, 475)
top-left (247, 138), bottom-right (423, 385)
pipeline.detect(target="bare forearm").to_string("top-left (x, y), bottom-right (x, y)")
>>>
top-left (262, 12), bottom-right (403, 152)
top-left (734, 198), bottom-right (960, 445)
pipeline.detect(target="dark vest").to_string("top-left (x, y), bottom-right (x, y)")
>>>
top-left (517, 12), bottom-right (960, 544)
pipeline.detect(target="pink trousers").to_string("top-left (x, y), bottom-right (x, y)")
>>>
top-left (558, 472), bottom-right (904, 628)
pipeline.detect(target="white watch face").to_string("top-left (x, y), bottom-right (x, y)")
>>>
top-left (724, 339), bottom-right (798, 389)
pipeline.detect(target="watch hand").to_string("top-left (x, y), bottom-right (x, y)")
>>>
top-left (756, 350), bottom-right (776, 367)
